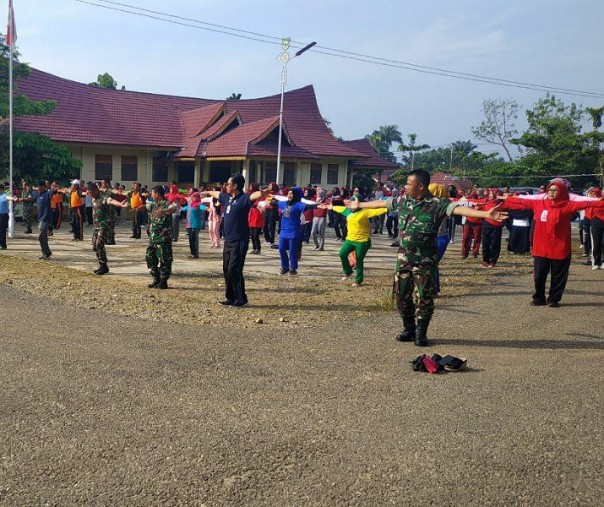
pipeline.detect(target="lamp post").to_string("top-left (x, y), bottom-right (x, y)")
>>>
top-left (275, 39), bottom-right (316, 186)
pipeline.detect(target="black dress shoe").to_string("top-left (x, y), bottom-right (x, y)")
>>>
top-left (231, 300), bottom-right (248, 307)
top-left (219, 299), bottom-right (234, 306)
top-left (548, 301), bottom-right (560, 308)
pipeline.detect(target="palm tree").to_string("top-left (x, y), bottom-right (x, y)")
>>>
top-left (365, 125), bottom-right (402, 162)
top-left (226, 93), bottom-right (242, 101)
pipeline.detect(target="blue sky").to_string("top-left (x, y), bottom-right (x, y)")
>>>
top-left (8, 0), bottom-right (604, 160)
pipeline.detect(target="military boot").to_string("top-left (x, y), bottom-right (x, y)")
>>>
top-left (158, 278), bottom-right (169, 290)
top-left (148, 276), bottom-right (160, 288)
top-left (395, 315), bottom-right (416, 342)
top-left (414, 320), bottom-right (430, 347)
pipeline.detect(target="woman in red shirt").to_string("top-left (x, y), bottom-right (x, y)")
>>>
top-left (505, 179), bottom-right (604, 307)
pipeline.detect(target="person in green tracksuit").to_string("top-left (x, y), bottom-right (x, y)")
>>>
top-left (321, 194), bottom-right (387, 287)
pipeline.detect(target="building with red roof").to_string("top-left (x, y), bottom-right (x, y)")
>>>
top-left (13, 68), bottom-right (394, 188)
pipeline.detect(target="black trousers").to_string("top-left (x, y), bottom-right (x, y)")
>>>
top-left (71, 205), bottom-right (84, 240)
top-left (482, 226), bottom-right (503, 264)
top-left (581, 220), bottom-right (591, 256)
top-left (334, 213), bottom-right (347, 240)
top-left (250, 227), bottom-right (262, 252)
top-left (533, 255), bottom-right (571, 304)
top-left (263, 207), bottom-right (278, 244)
top-left (132, 210), bottom-right (142, 238)
top-left (0, 213), bottom-right (8, 247)
top-left (591, 224), bottom-right (604, 266)
top-left (223, 238), bottom-right (249, 304)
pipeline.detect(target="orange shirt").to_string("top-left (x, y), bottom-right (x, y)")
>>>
top-left (50, 193), bottom-right (62, 209)
top-left (70, 191), bottom-right (83, 208)
top-left (130, 192), bottom-right (143, 208)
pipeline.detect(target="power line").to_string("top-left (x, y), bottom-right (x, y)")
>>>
top-left (75, 0), bottom-right (604, 99)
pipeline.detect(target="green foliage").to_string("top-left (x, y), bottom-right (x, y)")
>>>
top-left (511, 94), bottom-right (600, 188)
top-left (0, 130), bottom-right (82, 183)
top-left (226, 92), bottom-right (242, 100)
top-left (89, 72), bottom-right (118, 89)
top-left (0, 35), bottom-right (56, 117)
top-left (365, 125), bottom-right (402, 163)
top-left (397, 133), bottom-right (430, 169)
top-left (352, 168), bottom-right (376, 191)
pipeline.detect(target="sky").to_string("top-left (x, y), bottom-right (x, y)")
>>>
top-left (6, 0), bottom-right (604, 161)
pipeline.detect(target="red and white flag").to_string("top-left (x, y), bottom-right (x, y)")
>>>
top-left (6, 0), bottom-right (17, 47)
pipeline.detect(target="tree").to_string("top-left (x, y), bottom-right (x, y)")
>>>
top-left (226, 92), bottom-right (242, 100)
top-left (512, 94), bottom-right (598, 188)
top-left (0, 34), bottom-right (81, 182)
top-left (585, 107), bottom-right (604, 185)
top-left (397, 133), bottom-right (430, 169)
top-left (89, 72), bottom-right (118, 89)
top-left (472, 99), bottom-right (520, 162)
top-left (365, 124), bottom-right (402, 163)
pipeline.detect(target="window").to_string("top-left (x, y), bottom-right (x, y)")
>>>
top-left (121, 156), bottom-right (138, 182)
top-left (248, 160), bottom-right (262, 185)
top-left (310, 163), bottom-right (322, 185)
top-left (176, 161), bottom-right (195, 183)
top-left (327, 164), bottom-right (339, 185)
top-left (265, 162), bottom-right (277, 184)
top-left (283, 162), bottom-right (296, 186)
top-left (152, 157), bottom-right (168, 182)
top-left (95, 155), bottom-right (112, 181)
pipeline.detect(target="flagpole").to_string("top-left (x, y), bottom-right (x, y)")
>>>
top-left (7, 0), bottom-right (15, 238)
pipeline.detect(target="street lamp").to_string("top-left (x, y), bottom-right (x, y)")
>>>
top-left (275, 40), bottom-right (317, 186)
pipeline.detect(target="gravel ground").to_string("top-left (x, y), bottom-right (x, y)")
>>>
top-left (0, 223), bottom-right (602, 505)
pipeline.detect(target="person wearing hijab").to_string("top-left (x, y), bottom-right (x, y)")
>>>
top-left (276, 187), bottom-right (308, 275)
top-left (504, 179), bottom-right (604, 306)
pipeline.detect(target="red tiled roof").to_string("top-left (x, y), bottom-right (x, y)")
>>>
top-left (343, 139), bottom-right (399, 170)
top-left (14, 68), bottom-right (367, 160)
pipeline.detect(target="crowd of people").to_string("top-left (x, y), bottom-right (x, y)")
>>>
top-left (1, 171), bottom-right (603, 345)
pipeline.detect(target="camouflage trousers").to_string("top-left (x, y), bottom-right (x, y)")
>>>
top-left (146, 241), bottom-right (173, 280)
top-left (393, 264), bottom-right (437, 322)
top-left (22, 206), bottom-right (33, 230)
top-left (92, 229), bottom-right (108, 265)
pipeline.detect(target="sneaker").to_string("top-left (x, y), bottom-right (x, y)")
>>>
top-left (231, 300), bottom-right (248, 307)
top-left (271, 244), bottom-right (278, 249)
top-left (280, 268), bottom-right (289, 275)
top-left (341, 274), bottom-right (351, 281)
top-left (481, 261), bottom-right (489, 268)
top-left (592, 265), bottom-right (599, 270)
top-left (352, 282), bottom-right (362, 287)
top-left (313, 246), bottom-right (320, 251)
top-left (38, 254), bottom-right (52, 260)
top-left (288, 270), bottom-right (298, 276)
top-left (489, 262), bottom-right (496, 268)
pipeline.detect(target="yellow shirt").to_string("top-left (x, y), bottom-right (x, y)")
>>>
top-left (332, 206), bottom-right (387, 243)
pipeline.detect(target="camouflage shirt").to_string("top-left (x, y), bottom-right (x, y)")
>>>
top-left (21, 189), bottom-right (34, 211)
top-left (92, 194), bottom-right (113, 232)
top-left (387, 194), bottom-right (458, 267)
top-left (146, 199), bottom-right (173, 244)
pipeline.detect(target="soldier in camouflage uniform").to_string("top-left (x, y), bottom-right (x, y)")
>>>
top-left (19, 180), bottom-right (34, 233)
top-left (99, 179), bottom-right (117, 245)
top-left (349, 169), bottom-right (507, 346)
top-left (144, 185), bottom-right (177, 289)
top-left (86, 183), bottom-right (128, 275)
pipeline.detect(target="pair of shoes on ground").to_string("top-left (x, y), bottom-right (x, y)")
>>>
top-left (411, 354), bottom-right (467, 373)
top-left (219, 299), bottom-right (248, 307)
top-left (531, 299), bottom-right (560, 307)
top-left (280, 269), bottom-right (298, 275)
